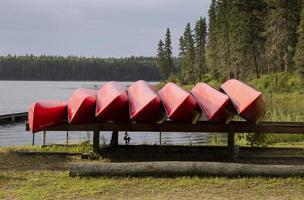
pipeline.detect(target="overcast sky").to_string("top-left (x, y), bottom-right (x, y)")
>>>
top-left (0, 0), bottom-right (211, 57)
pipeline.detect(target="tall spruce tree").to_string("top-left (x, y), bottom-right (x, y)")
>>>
top-left (164, 28), bottom-right (174, 79)
top-left (194, 17), bottom-right (207, 82)
top-left (179, 36), bottom-right (185, 57)
top-left (157, 40), bottom-right (166, 80)
top-left (217, 0), bottom-right (233, 79)
top-left (178, 35), bottom-right (186, 76)
top-left (206, 0), bottom-right (220, 79)
top-left (229, 0), bottom-right (266, 79)
top-left (265, 0), bottom-right (301, 73)
top-left (181, 23), bottom-right (196, 84)
top-left (245, 0), bottom-right (267, 78)
top-left (294, 3), bottom-right (304, 83)
top-left (226, 1), bottom-right (241, 79)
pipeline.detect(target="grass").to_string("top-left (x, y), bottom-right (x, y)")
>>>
top-left (271, 142), bottom-right (304, 148)
top-left (1, 146), bottom-right (304, 199)
top-left (2, 144), bottom-right (92, 153)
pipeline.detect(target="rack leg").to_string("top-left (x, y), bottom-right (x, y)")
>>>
top-left (228, 130), bottom-right (235, 159)
top-left (32, 133), bottom-right (35, 146)
top-left (42, 131), bottom-right (46, 146)
top-left (93, 131), bottom-right (100, 153)
top-left (110, 131), bottom-right (119, 147)
top-left (227, 129), bottom-right (238, 160)
top-left (159, 132), bottom-right (162, 145)
top-left (66, 131), bottom-right (69, 145)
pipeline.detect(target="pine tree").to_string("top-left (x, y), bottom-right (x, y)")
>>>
top-left (164, 28), bottom-right (174, 79)
top-left (228, 1), bottom-right (244, 79)
top-left (245, 0), bottom-right (267, 78)
top-left (229, 0), bottom-right (266, 79)
top-left (178, 35), bottom-right (186, 77)
top-left (179, 36), bottom-right (185, 57)
top-left (294, 3), bottom-right (304, 83)
top-left (216, 0), bottom-right (233, 79)
top-left (194, 17), bottom-right (207, 82)
top-left (206, 0), bottom-right (220, 79)
top-left (206, 0), bottom-right (267, 80)
top-left (265, 0), bottom-right (301, 73)
top-left (157, 40), bottom-right (166, 80)
top-left (181, 23), bottom-right (196, 84)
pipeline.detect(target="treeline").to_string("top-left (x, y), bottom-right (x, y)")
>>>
top-left (157, 0), bottom-right (304, 84)
top-left (0, 55), bottom-right (160, 81)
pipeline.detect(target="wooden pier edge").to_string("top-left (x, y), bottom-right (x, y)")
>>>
top-left (0, 112), bottom-right (28, 124)
top-left (69, 161), bottom-right (304, 177)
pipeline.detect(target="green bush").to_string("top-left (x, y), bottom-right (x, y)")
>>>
top-left (249, 72), bottom-right (303, 93)
top-left (238, 133), bottom-right (270, 147)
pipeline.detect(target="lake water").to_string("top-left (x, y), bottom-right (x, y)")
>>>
top-left (0, 81), bottom-right (211, 146)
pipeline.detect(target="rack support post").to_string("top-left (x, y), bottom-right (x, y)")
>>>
top-left (93, 131), bottom-right (100, 153)
top-left (110, 131), bottom-right (119, 147)
top-left (227, 126), bottom-right (238, 160)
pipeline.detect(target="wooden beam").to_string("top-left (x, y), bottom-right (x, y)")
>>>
top-left (26, 121), bottom-right (304, 134)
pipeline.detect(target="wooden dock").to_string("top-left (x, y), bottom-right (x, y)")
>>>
top-left (0, 112), bottom-right (28, 124)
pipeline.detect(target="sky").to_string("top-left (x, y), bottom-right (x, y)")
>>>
top-left (0, 0), bottom-right (211, 57)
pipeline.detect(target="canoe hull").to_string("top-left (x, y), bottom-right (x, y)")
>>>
top-left (241, 95), bottom-right (265, 123)
top-left (191, 83), bottom-right (235, 123)
top-left (220, 79), bottom-right (265, 123)
top-left (96, 81), bottom-right (129, 122)
top-left (159, 83), bottom-right (200, 123)
top-left (128, 80), bottom-right (165, 123)
top-left (28, 100), bottom-right (67, 133)
top-left (68, 88), bottom-right (97, 124)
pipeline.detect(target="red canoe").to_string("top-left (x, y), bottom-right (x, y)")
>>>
top-left (128, 80), bottom-right (166, 123)
top-left (96, 81), bottom-right (129, 122)
top-left (191, 83), bottom-right (235, 123)
top-left (28, 100), bottom-right (67, 133)
top-left (220, 79), bottom-right (265, 123)
top-left (68, 88), bottom-right (97, 124)
top-left (159, 83), bottom-right (200, 123)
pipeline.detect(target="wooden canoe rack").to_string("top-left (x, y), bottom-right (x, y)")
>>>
top-left (26, 121), bottom-right (304, 158)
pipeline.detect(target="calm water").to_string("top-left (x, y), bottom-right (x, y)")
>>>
top-left (0, 81), bottom-right (210, 146)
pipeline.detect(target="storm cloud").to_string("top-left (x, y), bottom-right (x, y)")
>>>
top-left (0, 0), bottom-right (210, 57)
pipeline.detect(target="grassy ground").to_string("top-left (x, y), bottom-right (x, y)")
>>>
top-left (0, 146), bottom-right (304, 200)
top-left (3, 144), bottom-right (92, 153)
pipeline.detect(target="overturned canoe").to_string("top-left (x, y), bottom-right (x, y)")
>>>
top-left (220, 79), bottom-right (265, 123)
top-left (128, 80), bottom-right (166, 123)
top-left (28, 100), bottom-right (67, 133)
top-left (159, 83), bottom-right (200, 123)
top-left (191, 83), bottom-right (235, 123)
top-left (96, 81), bottom-right (129, 122)
top-left (68, 88), bottom-right (97, 124)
